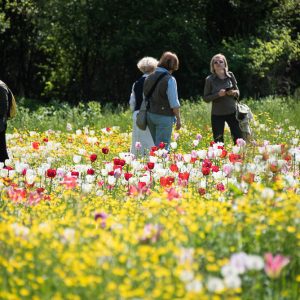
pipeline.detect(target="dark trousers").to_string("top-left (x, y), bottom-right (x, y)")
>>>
top-left (0, 128), bottom-right (9, 163)
top-left (211, 113), bottom-right (243, 144)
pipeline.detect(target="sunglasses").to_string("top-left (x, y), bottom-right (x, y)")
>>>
top-left (214, 60), bottom-right (224, 64)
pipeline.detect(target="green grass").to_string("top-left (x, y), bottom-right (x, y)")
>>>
top-left (7, 96), bottom-right (300, 133)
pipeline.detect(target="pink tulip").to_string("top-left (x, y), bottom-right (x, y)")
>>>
top-left (236, 138), bottom-right (246, 147)
top-left (61, 176), bottom-right (77, 190)
top-left (264, 253), bottom-right (290, 278)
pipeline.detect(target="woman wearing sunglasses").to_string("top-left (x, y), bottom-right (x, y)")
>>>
top-left (203, 53), bottom-right (243, 144)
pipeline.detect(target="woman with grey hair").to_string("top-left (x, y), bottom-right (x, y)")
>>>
top-left (203, 53), bottom-right (243, 144)
top-left (129, 56), bottom-right (157, 156)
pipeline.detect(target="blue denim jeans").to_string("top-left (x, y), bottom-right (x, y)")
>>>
top-left (147, 112), bottom-right (175, 150)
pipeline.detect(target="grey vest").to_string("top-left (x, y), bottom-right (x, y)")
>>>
top-left (143, 71), bottom-right (174, 116)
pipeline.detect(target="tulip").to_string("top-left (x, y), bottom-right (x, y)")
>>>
top-left (196, 133), bottom-right (202, 141)
top-left (102, 147), bottom-right (109, 154)
top-left (198, 188), bottom-right (206, 196)
top-left (73, 155), bottom-right (82, 164)
top-left (236, 138), bottom-right (246, 147)
top-left (216, 183), bottom-right (225, 191)
top-left (202, 167), bottom-right (210, 176)
top-left (264, 253), bottom-right (290, 279)
top-left (202, 159), bottom-right (212, 168)
top-left (90, 154), bottom-right (97, 162)
top-left (147, 162), bottom-right (155, 170)
top-left (71, 171), bottom-right (79, 177)
top-left (32, 141), bottom-right (40, 150)
top-left (211, 165), bottom-right (220, 172)
top-left (46, 169), bottom-right (56, 178)
top-left (170, 142), bottom-right (177, 149)
top-left (124, 173), bottom-right (133, 181)
top-left (170, 164), bottom-right (179, 172)
top-left (135, 142), bottom-right (142, 150)
top-left (87, 168), bottom-right (95, 175)
top-left (159, 142), bottom-right (165, 149)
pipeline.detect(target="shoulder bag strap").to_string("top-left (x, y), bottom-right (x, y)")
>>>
top-left (228, 74), bottom-right (240, 103)
top-left (145, 72), bottom-right (168, 100)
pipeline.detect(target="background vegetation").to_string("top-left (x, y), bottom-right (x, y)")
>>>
top-left (1, 0), bottom-right (300, 105)
top-left (8, 97), bottom-right (300, 135)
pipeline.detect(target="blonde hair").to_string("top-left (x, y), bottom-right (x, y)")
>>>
top-left (210, 53), bottom-right (228, 74)
top-left (137, 56), bottom-right (158, 74)
top-left (158, 51), bottom-right (179, 71)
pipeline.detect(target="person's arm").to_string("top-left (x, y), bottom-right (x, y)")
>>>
top-left (227, 72), bottom-right (240, 98)
top-left (129, 83), bottom-right (136, 112)
top-left (173, 107), bottom-right (181, 130)
top-left (167, 77), bottom-right (181, 129)
top-left (203, 77), bottom-right (226, 103)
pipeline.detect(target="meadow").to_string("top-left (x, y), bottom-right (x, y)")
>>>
top-left (0, 96), bottom-right (300, 300)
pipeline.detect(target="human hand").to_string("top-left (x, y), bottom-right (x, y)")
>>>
top-left (175, 119), bottom-right (181, 130)
top-left (226, 89), bottom-right (238, 96)
top-left (218, 89), bottom-right (226, 97)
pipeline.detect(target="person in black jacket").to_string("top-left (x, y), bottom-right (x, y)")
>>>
top-left (0, 80), bottom-right (10, 163)
top-left (129, 57), bottom-right (158, 156)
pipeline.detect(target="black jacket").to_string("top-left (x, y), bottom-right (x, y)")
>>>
top-left (0, 81), bottom-right (9, 132)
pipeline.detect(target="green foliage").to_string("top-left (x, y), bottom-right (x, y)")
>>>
top-left (7, 97), bottom-right (300, 134)
top-left (0, 0), bottom-right (299, 103)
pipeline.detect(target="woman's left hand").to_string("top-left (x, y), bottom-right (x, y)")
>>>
top-left (226, 89), bottom-right (238, 97)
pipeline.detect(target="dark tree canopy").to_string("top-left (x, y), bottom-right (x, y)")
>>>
top-left (0, 0), bottom-right (299, 105)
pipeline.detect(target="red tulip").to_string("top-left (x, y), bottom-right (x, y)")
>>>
top-left (159, 142), bottom-right (165, 149)
top-left (211, 165), bottom-right (220, 172)
top-left (202, 167), bottom-right (210, 176)
top-left (113, 158), bottom-right (121, 165)
top-left (102, 147), bottom-right (109, 154)
top-left (160, 176), bottom-right (175, 187)
top-left (229, 153), bottom-right (242, 163)
top-left (90, 154), bottom-right (97, 162)
top-left (87, 168), bottom-right (95, 175)
top-left (71, 171), bottom-right (79, 177)
top-left (46, 169), bottom-right (57, 178)
top-left (202, 159), bottom-right (212, 168)
top-left (178, 172), bottom-right (189, 181)
top-left (170, 164), bottom-right (179, 172)
top-left (147, 162), bottom-right (155, 170)
top-left (124, 173), bottom-right (133, 181)
top-left (220, 149), bottom-right (228, 158)
top-left (198, 188), bottom-right (206, 195)
top-left (32, 141), bottom-right (40, 150)
top-left (216, 183), bottom-right (225, 191)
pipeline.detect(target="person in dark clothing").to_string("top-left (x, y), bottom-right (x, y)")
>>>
top-left (0, 80), bottom-right (10, 163)
top-left (129, 57), bottom-right (158, 156)
top-left (203, 53), bottom-right (243, 144)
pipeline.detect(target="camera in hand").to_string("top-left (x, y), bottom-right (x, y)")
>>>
top-left (225, 86), bottom-right (234, 91)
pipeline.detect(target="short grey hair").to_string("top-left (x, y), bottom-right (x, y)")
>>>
top-left (137, 56), bottom-right (158, 74)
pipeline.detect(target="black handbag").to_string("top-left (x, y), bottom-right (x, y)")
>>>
top-left (136, 72), bottom-right (167, 130)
